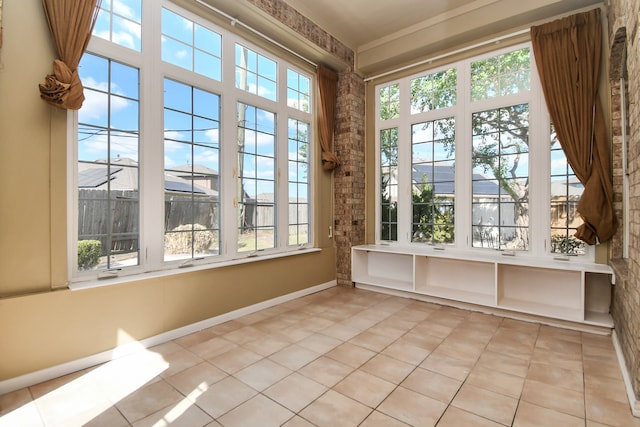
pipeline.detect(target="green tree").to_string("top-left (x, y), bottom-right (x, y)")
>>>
top-left (380, 127), bottom-right (398, 241)
top-left (380, 174), bottom-right (397, 241)
top-left (412, 175), bottom-right (454, 244)
top-left (379, 84), bottom-right (400, 121)
top-left (472, 104), bottom-right (529, 249)
top-left (409, 49), bottom-right (532, 249)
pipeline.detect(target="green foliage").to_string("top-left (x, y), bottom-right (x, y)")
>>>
top-left (380, 127), bottom-right (398, 166)
top-left (551, 234), bottom-right (585, 255)
top-left (471, 47), bottom-right (531, 101)
top-left (410, 68), bottom-right (457, 113)
top-left (379, 84), bottom-right (400, 120)
top-left (380, 174), bottom-right (398, 241)
top-left (78, 240), bottom-right (102, 270)
top-left (411, 178), bottom-right (454, 244)
top-left (471, 104), bottom-right (530, 206)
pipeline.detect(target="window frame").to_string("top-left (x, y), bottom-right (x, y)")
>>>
top-left (374, 42), bottom-right (594, 261)
top-left (68, 0), bottom-right (315, 283)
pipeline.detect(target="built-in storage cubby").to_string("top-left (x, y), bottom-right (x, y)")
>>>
top-left (497, 264), bottom-right (583, 322)
top-left (352, 245), bottom-right (614, 328)
top-left (415, 257), bottom-right (495, 307)
top-left (585, 272), bottom-right (613, 325)
top-left (351, 247), bottom-right (413, 291)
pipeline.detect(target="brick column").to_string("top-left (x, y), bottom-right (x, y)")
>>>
top-left (334, 67), bottom-right (366, 287)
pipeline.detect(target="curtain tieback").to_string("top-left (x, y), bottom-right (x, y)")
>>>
top-left (39, 59), bottom-right (85, 110)
top-left (321, 151), bottom-right (340, 171)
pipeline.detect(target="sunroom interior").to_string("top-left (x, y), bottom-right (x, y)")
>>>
top-left (0, 0), bottom-right (639, 425)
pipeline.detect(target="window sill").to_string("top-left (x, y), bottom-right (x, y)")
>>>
top-left (359, 243), bottom-right (607, 274)
top-left (609, 258), bottom-right (628, 286)
top-left (68, 247), bottom-right (322, 291)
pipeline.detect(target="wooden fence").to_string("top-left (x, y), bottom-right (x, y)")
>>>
top-left (78, 189), bottom-right (307, 255)
top-left (79, 189), bottom-right (218, 255)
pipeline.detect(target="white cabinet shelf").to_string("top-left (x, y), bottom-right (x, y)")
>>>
top-left (352, 245), bottom-right (613, 327)
top-left (497, 264), bottom-right (583, 322)
top-left (351, 248), bottom-right (413, 291)
top-left (415, 257), bottom-right (495, 306)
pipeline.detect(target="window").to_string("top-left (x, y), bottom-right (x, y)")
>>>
top-left (73, 1), bottom-right (314, 279)
top-left (94, 0), bottom-right (142, 51)
top-left (410, 69), bottom-right (457, 113)
top-left (236, 44), bottom-right (277, 101)
top-left (287, 70), bottom-right (311, 113)
top-left (77, 54), bottom-right (140, 270)
top-left (412, 118), bottom-right (455, 244)
top-left (379, 83), bottom-right (399, 120)
top-left (380, 127), bottom-right (398, 241)
top-left (161, 8), bottom-right (222, 81)
top-left (409, 68), bottom-right (457, 245)
top-left (472, 104), bottom-right (529, 250)
top-left (163, 79), bottom-right (221, 261)
top-left (237, 103), bottom-right (276, 253)
top-left (470, 47), bottom-right (531, 101)
top-left (375, 44), bottom-right (590, 259)
top-left (288, 118), bottom-right (311, 245)
top-left (550, 125), bottom-right (585, 255)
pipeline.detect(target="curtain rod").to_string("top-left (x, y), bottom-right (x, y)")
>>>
top-left (363, 28), bottom-right (531, 82)
top-left (193, 0), bottom-right (318, 68)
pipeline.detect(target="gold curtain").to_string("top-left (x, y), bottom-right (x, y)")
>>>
top-left (39, 0), bottom-right (102, 110)
top-left (317, 64), bottom-right (340, 171)
top-left (531, 8), bottom-right (617, 244)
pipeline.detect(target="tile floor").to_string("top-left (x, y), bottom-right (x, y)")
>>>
top-left (1, 286), bottom-right (639, 427)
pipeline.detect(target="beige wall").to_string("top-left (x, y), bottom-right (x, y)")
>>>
top-left (0, 0), bottom-right (336, 381)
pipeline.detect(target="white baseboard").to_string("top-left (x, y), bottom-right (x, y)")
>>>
top-left (0, 281), bottom-right (336, 396)
top-left (612, 330), bottom-right (640, 418)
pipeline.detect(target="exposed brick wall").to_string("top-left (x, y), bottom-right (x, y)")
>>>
top-left (610, 25), bottom-right (629, 260)
top-left (607, 0), bottom-right (640, 401)
top-left (247, 0), bottom-right (366, 287)
top-left (334, 67), bottom-right (366, 287)
top-left (242, 0), bottom-right (354, 65)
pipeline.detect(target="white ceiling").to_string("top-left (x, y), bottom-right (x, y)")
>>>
top-left (203, 0), bottom-right (603, 75)
top-left (283, 0), bottom-right (481, 49)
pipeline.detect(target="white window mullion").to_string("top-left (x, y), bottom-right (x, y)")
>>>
top-left (397, 79), bottom-right (412, 245)
top-left (141, 0), bottom-right (164, 270)
top-left (528, 59), bottom-right (550, 257)
top-left (277, 64), bottom-right (289, 249)
top-left (221, 35), bottom-right (240, 258)
top-left (277, 115), bottom-right (289, 250)
top-left (456, 58), bottom-right (472, 250)
top-left (374, 124), bottom-right (382, 242)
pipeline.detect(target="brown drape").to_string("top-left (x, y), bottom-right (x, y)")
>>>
top-left (39, 0), bottom-right (102, 110)
top-left (531, 8), bottom-right (617, 245)
top-left (317, 64), bottom-right (340, 171)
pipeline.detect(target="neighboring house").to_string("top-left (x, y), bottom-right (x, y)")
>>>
top-left (78, 157), bottom-right (218, 197)
top-left (411, 163), bottom-right (502, 197)
top-left (550, 178), bottom-right (583, 231)
top-left (78, 158), bottom-right (219, 252)
top-left (169, 164), bottom-right (219, 193)
top-left (407, 164), bottom-right (582, 245)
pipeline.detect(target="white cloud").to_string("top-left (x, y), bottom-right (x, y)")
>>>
top-left (164, 155), bottom-right (177, 168)
top-left (164, 131), bottom-right (186, 152)
top-left (204, 128), bottom-right (220, 145)
top-left (107, 13), bottom-right (141, 49)
top-left (113, 0), bottom-right (139, 20)
top-left (80, 83), bottom-right (130, 122)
